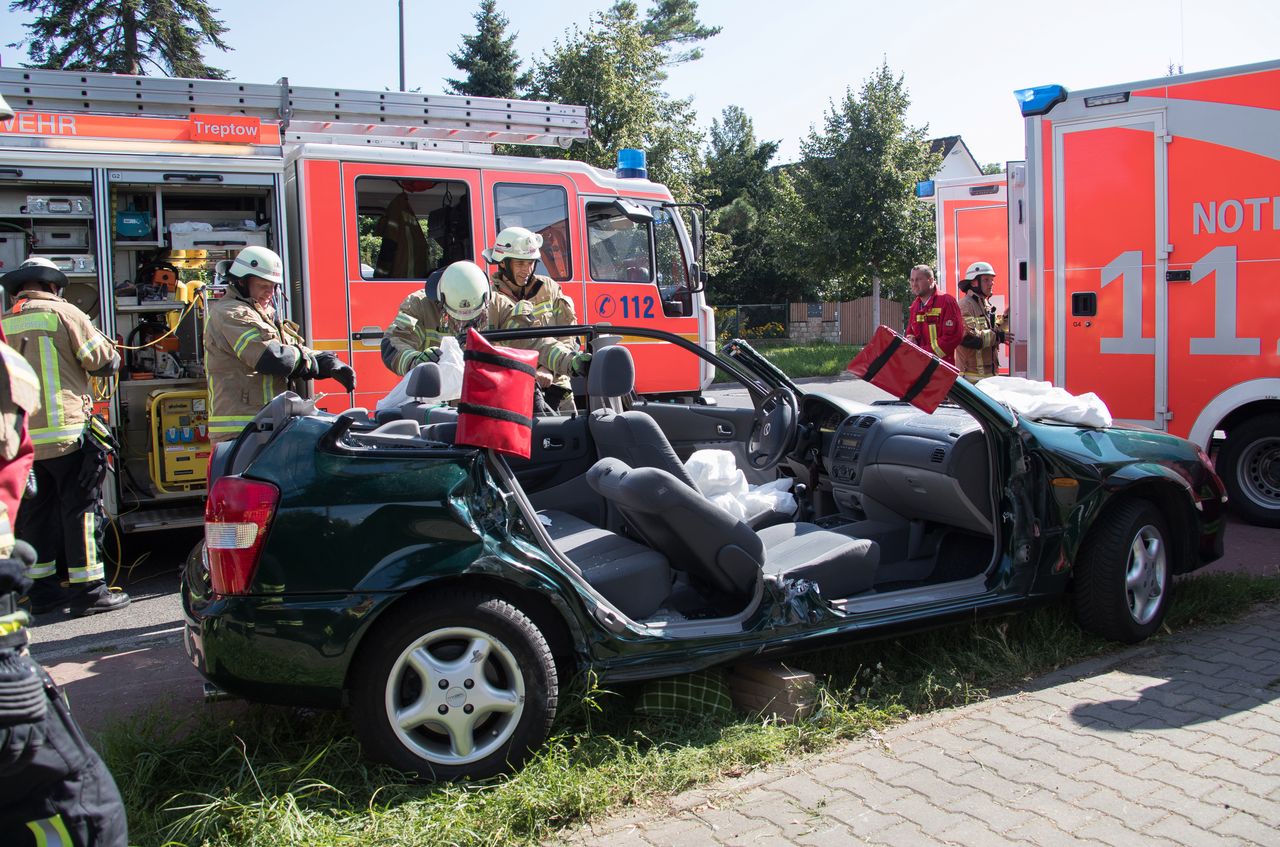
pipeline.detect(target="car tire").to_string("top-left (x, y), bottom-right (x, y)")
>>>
top-left (1217, 414), bottom-right (1280, 528)
top-left (349, 591), bottom-right (558, 780)
top-left (1073, 499), bottom-right (1172, 644)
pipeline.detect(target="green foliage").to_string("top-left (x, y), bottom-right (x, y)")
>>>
top-left (981, 161), bottom-right (1004, 175)
top-left (527, 8), bottom-right (702, 200)
top-left (8, 0), bottom-right (230, 78)
top-left (797, 62), bottom-right (940, 304)
top-left (103, 573), bottom-right (1280, 846)
top-left (610, 0), bottom-right (722, 67)
top-left (446, 0), bottom-right (530, 98)
top-left (711, 342), bottom-right (861, 381)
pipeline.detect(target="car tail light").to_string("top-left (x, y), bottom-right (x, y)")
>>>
top-left (205, 476), bottom-right (279, 595)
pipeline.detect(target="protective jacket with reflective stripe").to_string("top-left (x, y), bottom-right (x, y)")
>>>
top-left (491, 270), bottom-right (578, 385)
top-left (956, 290), bottom-right (1001, 381)
top-left (382, 288), bottom-right (576, 378)
top-left (0, 292), bottom-right (118, 461)
top-left (203, 291), bottom-right (312, 443)
top-left (906, 290), bottom-right (964, 366)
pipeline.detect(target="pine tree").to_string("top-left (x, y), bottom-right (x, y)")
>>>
top-left (446, 0), bottom-right (529, 99)
top-left (9, 0), bottom-right (231, 78)
top-left (610, 0), bottom-right (721, 66)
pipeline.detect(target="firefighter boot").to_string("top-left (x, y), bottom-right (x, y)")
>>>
top-left (24, 577), bottom-right (68, 615)
top-left (66, 581), bottom-right (130, 616)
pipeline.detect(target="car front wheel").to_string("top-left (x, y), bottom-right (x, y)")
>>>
top-left (1073, 499), bottom-right (1172, 644)
top-left (349, 591), bottom-right (558, 780)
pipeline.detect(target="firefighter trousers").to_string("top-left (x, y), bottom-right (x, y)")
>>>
top-left (15, 448), bottom-right (106, 586)
top-left (0, 660), bottom-right (128, 846)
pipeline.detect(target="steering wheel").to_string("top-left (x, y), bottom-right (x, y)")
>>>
top-left (746, 387), bottom-right (799, 471)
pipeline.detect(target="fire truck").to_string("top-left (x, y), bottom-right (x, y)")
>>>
top-left (0, 67), bottom-right (713, 532)
top-left (1010, 58), bottom-right (1280, 526)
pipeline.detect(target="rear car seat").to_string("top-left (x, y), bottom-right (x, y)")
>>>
top-left (538, 510), bottom-right (672, 620)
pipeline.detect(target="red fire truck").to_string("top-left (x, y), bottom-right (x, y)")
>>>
top-left (1011, 58), bottom-right (1280, 525)
top-left (0, 67), bottom-right (713, 531)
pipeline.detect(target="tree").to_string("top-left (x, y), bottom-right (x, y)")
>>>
top-left (700, 105), bottom-right (778, 207)
top-left (981, 162), bottom-right (1003, 175)
top-left (796, 62), bottom-right (940, 303)
top-left (446, 0), bottom-right (529, 98)
top-left (611, 0), bottom-right (721, 66)
top-left (8, 0), bottom-right (230, 78)
top-left (527, 8), bottom-right (701, 199)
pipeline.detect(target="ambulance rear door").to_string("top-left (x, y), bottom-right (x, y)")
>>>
top-left (1053, 110), bottom-right (1168, 428)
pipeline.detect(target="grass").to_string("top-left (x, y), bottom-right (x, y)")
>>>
top-left (712, 341), bottom-right (862, 383)
top-left (101, 572), bottom-right (1280, 847)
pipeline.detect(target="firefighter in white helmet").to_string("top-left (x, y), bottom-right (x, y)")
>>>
top-left (204, 246), bottom-right (355, 443)
top-left (0, 257), bottom-right (128, 616)
top-left (484, 227), bottom-right (585, 412)
top-left (381, 260), bottom-right (588, 387)
top-left (956, 260), bottom-right (1012, 382)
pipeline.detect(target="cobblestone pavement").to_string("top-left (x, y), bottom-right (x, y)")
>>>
top-left (559, 606), bottom-right (1280, 846)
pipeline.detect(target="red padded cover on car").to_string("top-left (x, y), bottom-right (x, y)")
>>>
top-left (846, 325), bottom-right (960, 414)
top-left (456, 328), bottom-right (540, 459)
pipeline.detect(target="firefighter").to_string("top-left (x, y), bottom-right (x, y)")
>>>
top-left (204, 246), bottom-right (355, 443)
top-left (483, 227), bottom-right (584, 412)
top-left (380, 260), bottom-right (589, 384)
top-left (0, 258), bottom-right (127, 617)
top-left (906, 264), bottom-right (964, 365)
top-left (0, 327), bottom-right (129, 846)
top-left (956, 260), bottom-right (1011, 383)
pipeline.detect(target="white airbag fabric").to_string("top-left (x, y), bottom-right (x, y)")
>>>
top-left (975, 376), bottom-right (1113, 428)
top-left (376, 335), bottom-right (465, 411)
top-left (685, 449), bottom-right (796, 522)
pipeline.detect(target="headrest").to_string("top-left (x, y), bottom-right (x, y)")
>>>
top-left (406, 361), bottom-right (442, 399)
top-left (587, 345), bottom-right (635, 399)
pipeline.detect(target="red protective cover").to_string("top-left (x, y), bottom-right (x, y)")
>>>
top-left (846, 325), bottom-right (960, 414)
top-left (0, 324), bottom-right (33, 528)
top-left (456, 328), bottom-right (540, 459)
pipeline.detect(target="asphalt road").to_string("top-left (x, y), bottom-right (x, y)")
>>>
top-left (24, 373), bottom-right (1279, 737)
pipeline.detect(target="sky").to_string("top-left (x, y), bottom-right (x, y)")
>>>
top-left (2, 0), bottom-right (1278, 168)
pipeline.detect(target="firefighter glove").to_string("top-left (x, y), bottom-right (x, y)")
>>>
top-left (960, 335), bottom-right (983, 349)
top-left (423, 346), bottom-right (443, 364)
top-left (569, 351), bottom-right (592, 376)
top-left (316, 352), bottom-right (357, 392)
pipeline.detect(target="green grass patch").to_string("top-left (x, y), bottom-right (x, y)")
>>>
top-left (103, 572), bottom-right (1280, 846)
top-left (712, 342), bottom-right (861, 383)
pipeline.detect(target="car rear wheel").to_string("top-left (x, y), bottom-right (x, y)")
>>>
top-left (1217, 414), bottom-right (1280, 527)
top-left (349, 591), bottom-right (558, 780)
top-left (1073, 499), bottom-right (1172, 644)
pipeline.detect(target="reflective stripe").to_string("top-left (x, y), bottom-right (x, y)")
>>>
top-left (545, 344), bottom-right (568, 373)
top-left (2, 310), bottom-right (59, 334)
top-left (72, 511), bottom-right (102, 583)
top-left (397, 348), bottom-right (421, 375)
top-left (263, 374), bottom-right (274, 405)
top-left (927, 324), bottom-right (946, 357)
top-left (209, 415), bottom-right (254, 436)
top-left (38, 336), bottom-right (61, 427)
top-left (233, 328), bottom-right (260, 357)
top-left (28, 561), bottom-right (56, 579)
top-left (29, 424), bottom-right (86, 444)
top-left (26, 814), bottom-right (73, 847)
top-left (75, 332), bottom-right (107, 360)
top-left (0, 612), bottom-right (27, 637)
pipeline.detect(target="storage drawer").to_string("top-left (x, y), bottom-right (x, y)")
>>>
top-left (0, 234), bottom-right (26, 273)
top-left (26, 195), bottom-right (93, 216)
top-left (32, 225), bottom-right (90, 249)
top-left (39, 253), bottom-right (97, 274)
top-left (169, 229), bottom-right (268, 251)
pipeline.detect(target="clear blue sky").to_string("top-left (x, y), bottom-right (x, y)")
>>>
top-left (3, 1), bottom-right (1277, 167)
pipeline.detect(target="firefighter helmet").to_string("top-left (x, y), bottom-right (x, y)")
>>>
top-left (229, 246), bottom-right (285, 286)
top-left (483, 226), bottom-right (542, 263)
top-left (438, 260), bottom-right (490, 323)
top-left (964, 261), bottom-right (997, 281)
top-left (0, 256), bottom-right (68, 297)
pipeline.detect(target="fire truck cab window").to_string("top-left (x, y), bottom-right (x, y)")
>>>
top-left (493, 184), bottom-right (571, 280)
top-left (356, 177), bottom-right (471, 280)
top-left (652, 205), bottom-right (692, 317)
top-left (587, 202), bottom-right (651, 283)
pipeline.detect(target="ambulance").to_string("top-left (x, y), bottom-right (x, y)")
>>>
top-left (0, 67), bottom-right (713, 531)
top-left (1012, 58), bottom-right (1280, 526)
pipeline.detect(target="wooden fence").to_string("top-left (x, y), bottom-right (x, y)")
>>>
top-left (787, 297), bottom-right (905, 345)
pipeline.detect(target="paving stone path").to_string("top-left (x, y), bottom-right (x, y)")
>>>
top-left (559, 606), bottom-right (1280, 846)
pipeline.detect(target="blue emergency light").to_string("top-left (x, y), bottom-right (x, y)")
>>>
top-left (617, 148), bottom-right (648, 179)
top-left (1014, 84), bottom-right (1068, 117)
top-left (915, 180), bottom-right (936, 199)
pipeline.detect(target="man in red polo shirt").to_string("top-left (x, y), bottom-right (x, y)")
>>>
top-left (906, 264), bottom-right (963, 365)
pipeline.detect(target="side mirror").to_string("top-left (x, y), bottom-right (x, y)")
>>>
top-left (406, 361), bottom-right (442, 399)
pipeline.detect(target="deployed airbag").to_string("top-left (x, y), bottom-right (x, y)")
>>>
top-left (975, 377), bottom-right (1113, 428)
top-left (685, 449), bottom-right (796, 523)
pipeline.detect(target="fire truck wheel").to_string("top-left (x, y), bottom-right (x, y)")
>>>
top-left (1073, 499), bottom-right (1171, 644)
top-left (1217, 414), bottom-right (1280, 528)
top-left (349, 590), bottom-right (558, 781)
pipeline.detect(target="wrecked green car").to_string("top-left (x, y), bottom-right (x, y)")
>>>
top-left (183, 326), bottom-right (1225, 779)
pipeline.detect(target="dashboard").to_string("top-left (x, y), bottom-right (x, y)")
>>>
top-left (798, 394), bottom-right (994, 534)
